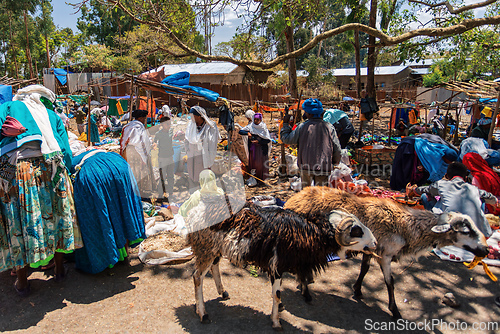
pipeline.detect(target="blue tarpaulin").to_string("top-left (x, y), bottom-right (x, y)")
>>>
top-left (479, 98), bottom-right (497, 103)
top-left (0, 85), bottom-right (12, 105)
top-left (53, 68), bottom-right (69, 85)
top-left (161, 71), bottom-right (220, 102)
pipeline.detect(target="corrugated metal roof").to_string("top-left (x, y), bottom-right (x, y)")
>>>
top-left (329, 66), bottom-right (408, 77)
top-left (276, 70), bottom-right (309, 77)
top-left (411, 68), bottom-right (430, 75)
top-left (143, 62), bottom-right (240, 76)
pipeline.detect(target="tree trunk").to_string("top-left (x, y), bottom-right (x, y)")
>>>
top-left (23, 10), bottom-right (34, 79)
top-left (355, 30), bottom-right (361, 98)
top-left (285, 18), bottom-right (298, 99)
top-left (45, 31), bottom-right (51, 69)
top-left (8, 13), bottom-right (19, 79)
top-left (366, 0), bottom-right (378, 99)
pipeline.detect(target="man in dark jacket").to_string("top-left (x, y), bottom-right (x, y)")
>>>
top-left (281, 98), bottom-right (341, 187)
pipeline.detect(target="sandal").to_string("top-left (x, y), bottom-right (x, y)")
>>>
top-left (14, 281), bottom-right (31, 297)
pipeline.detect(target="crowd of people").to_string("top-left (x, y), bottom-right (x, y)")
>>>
top-left (1, 83), bottom-right (499, 313)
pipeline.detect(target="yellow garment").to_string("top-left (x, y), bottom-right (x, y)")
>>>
top-left (178, 170), bottom-right (225, 218)
top-left (78, 132), bottom-right (87, 142)
top-left (116, 101), bottom-right (124, 115)
top-left (409, 109), bottom-right (417, 125)
top-left (482, 106), bottom-right (492, 118)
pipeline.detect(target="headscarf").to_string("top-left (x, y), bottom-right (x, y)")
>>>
top-left (161, 105), bottom-right (172, 118)
top-left (463, 152), bottom-right (500, 214)
top-left (199, 170), bottom-right (225, 196)
top-left (178, 169), bottom-right (224, 218)
top-left (323, 109), bottom-right (348, 125)
top-left (241, 114), bottom-right (271, 140)
top-left (121, 119), bottom-right (151, 164)
top-left (185, 106), bottom-right (220, 168)
top-left (245, 109), bottom-right (255, 120)
top-left (302, 98), bottom-right (323, 116)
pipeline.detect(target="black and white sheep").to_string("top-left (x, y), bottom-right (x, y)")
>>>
top-left (284, 186), bottom-right (490, 319)
top-left (186, 202), bottom-right (377, 330)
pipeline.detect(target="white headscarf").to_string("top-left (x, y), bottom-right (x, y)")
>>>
top-left (185, 106), bottom-right (220, 168)
top-left (161, 105), bottom-right (172, 118)
top-left (241, 118), bottom-right (271, 141)
top-left (121, 120), bottom-right (151, 164)
top-left (245, 109), bottom-right (255, 121)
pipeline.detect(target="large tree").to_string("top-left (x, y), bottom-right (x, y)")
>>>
top-left (71, 0), bottom-right (500, 97)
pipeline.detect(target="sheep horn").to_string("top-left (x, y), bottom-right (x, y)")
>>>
top-left (335, 217), bottom-right (357, 247)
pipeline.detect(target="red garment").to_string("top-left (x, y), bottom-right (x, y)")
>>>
top-left (462, 152), bottom-right (500, 215)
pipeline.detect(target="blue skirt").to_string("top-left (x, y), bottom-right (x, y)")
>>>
top-left (72, 151), bottom-right (145, 274)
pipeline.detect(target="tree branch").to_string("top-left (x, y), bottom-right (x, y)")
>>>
top-left (409, 0), bottom-right (498, 15)
top-left (105, 0), bottom-right (500, 69)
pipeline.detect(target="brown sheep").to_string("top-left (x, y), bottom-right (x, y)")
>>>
top-left (186, 201), bottom-right (377, 330)
top-left (284, 186), bottom-right (490, 319)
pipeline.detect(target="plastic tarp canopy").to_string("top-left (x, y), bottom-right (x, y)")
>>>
top-left (53, 68), bottom-right (69, 85)
top-left (0, 85), bottom-right (12, 105)
top-left (479, 98), bottom-right (497, 103)
top-left (161, 71), bottom-right (220, 102)
top-left (68, 95), bottom-right (89, 105)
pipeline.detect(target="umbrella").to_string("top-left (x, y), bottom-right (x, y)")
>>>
top-left (100, 106), bottom-right (109, 111)
top-left (90, 100), bottom-right (100, 106)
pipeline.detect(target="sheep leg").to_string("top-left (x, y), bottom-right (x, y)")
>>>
top-left (270, 275), bottom-right (283, 330)
top-left (353, 253), bottom-right (372, 299)
top-left (378, 256), bottom-right (402, 319)
top-left (211, 257), bottom-right (229, 300)
top-left (193, 260), bottom-right (213, 324)
top-left (298, 275), bottom-right (313, 303)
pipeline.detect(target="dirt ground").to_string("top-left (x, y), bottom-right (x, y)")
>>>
top-left (1, 250), bottom-right (499, 333)
top-left (2, 107), bottom-right (497, 333)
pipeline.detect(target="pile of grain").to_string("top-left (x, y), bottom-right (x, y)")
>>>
top-left (141, 231), bottom-right (187, 252)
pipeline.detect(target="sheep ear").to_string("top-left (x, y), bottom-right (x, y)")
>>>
top-left (328, 210), bottom-right (349, 225)
top-left (431, 224), bottom-right (451, 233)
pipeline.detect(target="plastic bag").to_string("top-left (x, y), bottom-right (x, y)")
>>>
top-left (247, 177), bottom-right (257, 187)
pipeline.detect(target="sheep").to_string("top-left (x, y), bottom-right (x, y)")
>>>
top-left (186, 201), bottom-right (377, 330)
top-left (284, 186), bottom-right (490, 319)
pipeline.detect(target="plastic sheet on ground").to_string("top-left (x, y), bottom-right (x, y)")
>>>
top-left (138, 214), bottom-right (193, 265)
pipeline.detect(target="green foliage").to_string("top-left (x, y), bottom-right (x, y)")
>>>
top-left (422, 65), bottom-right (444, 87)
top-left (214, 33), bottom-right (270, 61)
top-left (73, 44), bottom-right (114, 70)
top-left (112, 55), bottom-right (142, 74)
top-left (303, 54), bottom-right (326, 87)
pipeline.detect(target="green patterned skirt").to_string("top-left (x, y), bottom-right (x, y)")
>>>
top-left (0, 156), bottom-right (82, 272)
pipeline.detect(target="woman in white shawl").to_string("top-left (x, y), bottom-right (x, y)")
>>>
top-left (239, 112), bottom-right (271, 181)
top-left (120, 109), bottom-right (155, 198)
top-left (185, 106), bottom-right (220, 192)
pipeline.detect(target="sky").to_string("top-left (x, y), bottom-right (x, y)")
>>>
top-left (51, 1), bottom-right (238, 49)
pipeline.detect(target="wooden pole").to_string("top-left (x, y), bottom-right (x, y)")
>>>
top-left (87, 95), bottom-right (91, 147)
top-left (279, 105), bottom-right (288, 176)
top-left (388, 107), bottom-right (394, 146)
top-left (442, 92), bottom-right (454, 140)
top-left (371, 115), bottom-right (376, 144)
top-left (453, 103), bottom-right (460, 145)
top-left (487, 89), bottom-right (500, 146)
top-left (424, 107), bottom-right (428, 133)
top-left (128, 76), bottom-right (134, 123)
